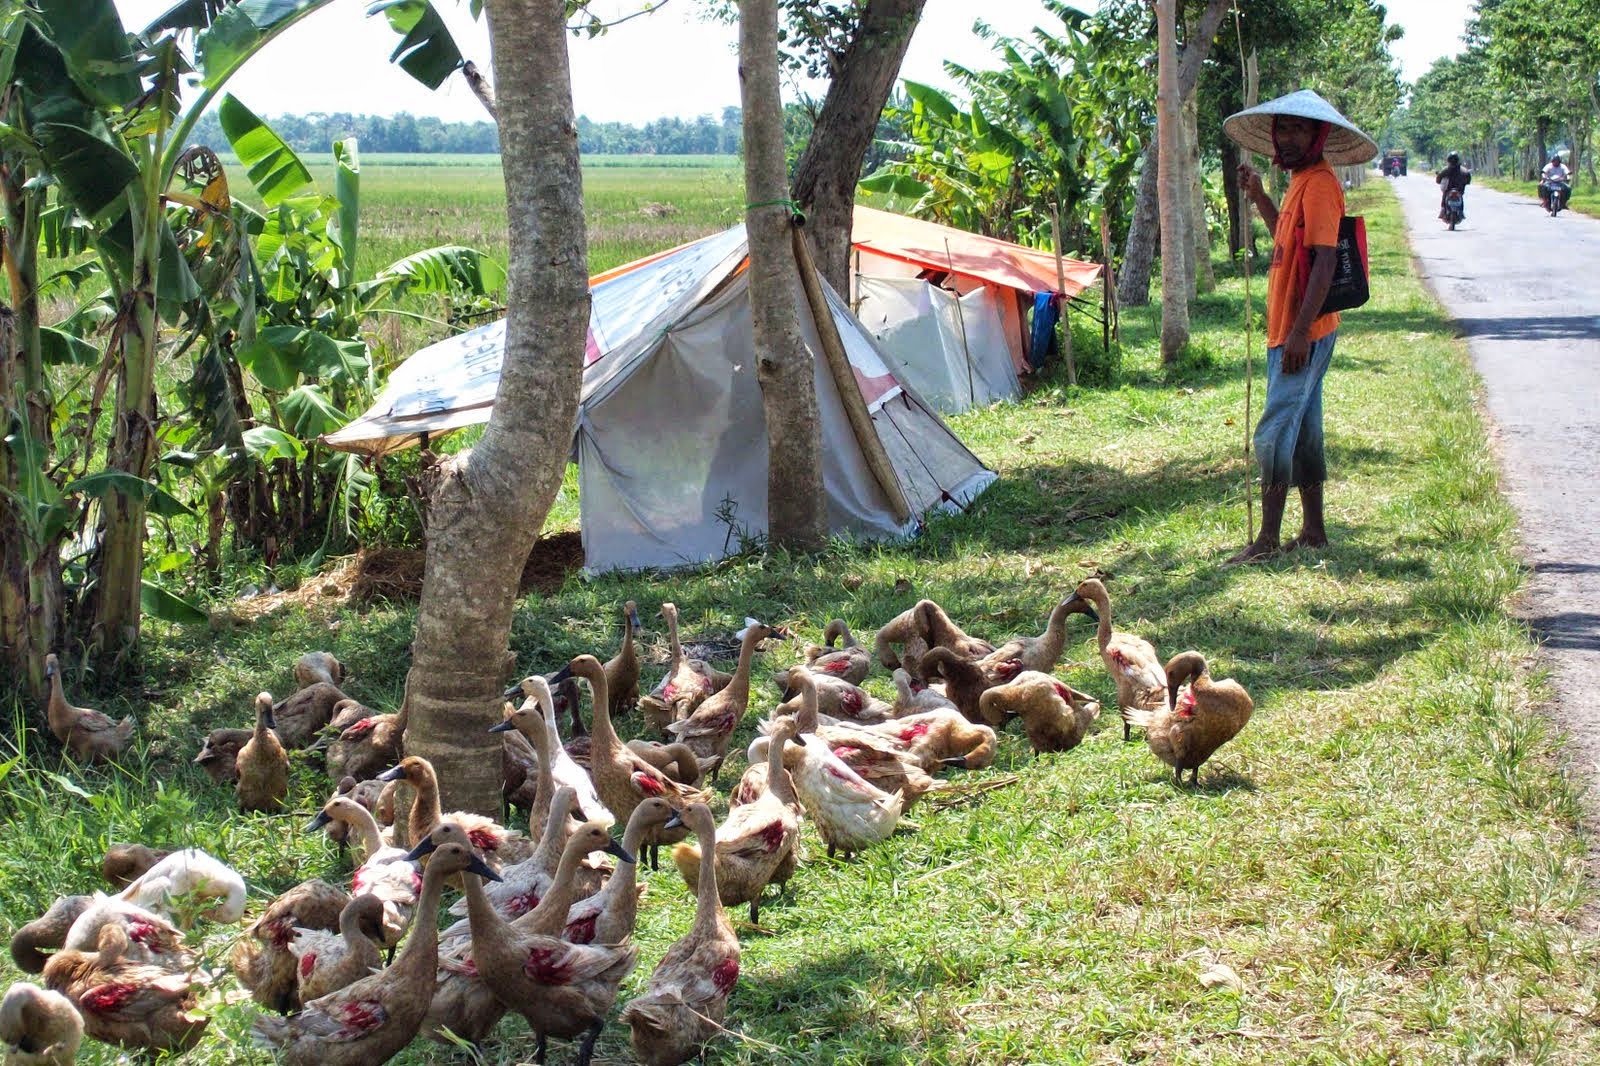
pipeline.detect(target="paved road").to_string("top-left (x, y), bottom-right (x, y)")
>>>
top-left (1392, 173), bottom-right (1600, 803)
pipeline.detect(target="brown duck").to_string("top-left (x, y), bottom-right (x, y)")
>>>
top-left (0, 980), bottom-right (82, 1065)
top-left (43, 923), bottom-right (207, 1056)
top-left (230, 879), bottom-right (349, 1015)
top-left (1123, 651), bottom-right (1254, 784)
top-left (236, 693), bottom-right (289, 813)
top-left (43, 654), bottom-right (134, 764)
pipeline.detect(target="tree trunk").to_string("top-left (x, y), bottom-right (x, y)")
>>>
top-left (1155, 0), bottom-right (1189, 362)
top-left (1221, 131), bottom-right (1244, 257)
top-left (1186, 95), bottom-right (1214, 294)
top-left (742, 0), bottom-right (827, 551)
top-left (789, 0), bottom-right (928, 293)
top-left (1115, 0), bottom-right (1231, 307)
top-left (1535, 117), bottom-right (1549, 173)
top-left (404, 0), bottom-right (589, 816)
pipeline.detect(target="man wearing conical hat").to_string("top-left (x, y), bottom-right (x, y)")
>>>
top-left (1222, 90), bottom-right (1377, 564)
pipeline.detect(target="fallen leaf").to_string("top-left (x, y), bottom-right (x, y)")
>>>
top-left (1198, 962), bottom-right (1244, 993)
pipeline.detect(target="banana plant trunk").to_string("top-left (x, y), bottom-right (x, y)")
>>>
top-left (403, 0), bottom-right (588, 816)
top-left (788, 0), bottom-right (927, 293)
top-left (741, 0), bottom-right (827, 551)
top-left (1154, 0), bottom-right (1189, 363)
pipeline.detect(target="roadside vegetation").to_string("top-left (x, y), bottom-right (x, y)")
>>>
top-left (4, 180), bottom-right (1595, 1064)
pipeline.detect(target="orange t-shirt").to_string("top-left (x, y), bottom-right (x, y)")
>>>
top-left (1266, 159), bottom-right (1344, 348)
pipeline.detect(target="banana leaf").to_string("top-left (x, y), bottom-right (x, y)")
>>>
top-left (360, 245), bottom-right (505, 303)
top-left (217, 95), bottom-right (312, 207)
top-left (331, 138), bottom-right (360, 285)
top-left (140, 581), bottom-right (208, 624)
top-left (195, 0), bottom-right (332, 89)
top-left (35, 0), bottom-right (142, 110)
top-left (366, 0), bottom-right (463, 90)
top-left (63, 470), bottom-right (192, 517)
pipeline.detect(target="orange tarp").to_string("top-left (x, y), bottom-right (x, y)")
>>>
top-left (851, 205), bottom-right (1102, 297)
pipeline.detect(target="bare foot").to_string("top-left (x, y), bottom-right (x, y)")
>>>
top-left (1284, 531), bottom-right (1329, 552)
top-left (1224, 540), bottom-right (1279, 566)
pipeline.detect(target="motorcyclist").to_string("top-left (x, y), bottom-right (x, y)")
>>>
top-left (1540, 155), bottom-right (1570, 209)
top-left (1436, 152), bottom-right (1471, 221)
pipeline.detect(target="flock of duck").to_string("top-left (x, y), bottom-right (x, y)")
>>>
top-left (7, 579), bottom-right (1254, 1065)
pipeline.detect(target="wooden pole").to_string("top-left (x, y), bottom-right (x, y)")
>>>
top-left (1050, 203), bottom-right (1077, 386)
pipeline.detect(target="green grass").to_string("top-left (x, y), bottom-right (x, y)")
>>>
top-left (6, 181), bottom-right (1598, 1064)
top-left (1478, 175), bottom-right (1599, 219)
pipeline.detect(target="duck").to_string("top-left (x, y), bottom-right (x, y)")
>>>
top-left (623, 802), bottom-right (741, 1066)
top-left (1066, 578), bottom-right (1167, 741)
top-left (416, 820), bottom-right (635, 1066)
top-left (1123, 651), bottom-right (1255, 785)
top-left (858, 707), bottom-right (999, 771)
top-left (790, 732), bottom-right (903, 859)
top-left (251, 842), bottom-right (501, 1066)
top-left (604, 600), bottom-right (644, 718)
top-left (229, 879), bottom-right (348, 1015)
top-left (99, 844), bottom-right (171, 890)
top-left (289, 895), bottom-right (387, 1003)
top-left (236, 693), bottom-right (289, 813)
top-left (502, 675), bottom-right (612, 826)
top-left (559, 654), bottom-right (710, 869)
top-left (295, 651), bottom-right (345, 688)
top-left (376, 756), bottom-right (530, 865)
top-left (43, 923), bottom-right (206, 1056)
top-left (728, 732), bottom-right (800, 812)
top-left (323, 696), bottom-right (378, 737)
top-left (270, 681), bottom-right (349, 749)
top-left (802, 620), bottom-right (871, 684)
top-left (116, 848), bottom-right (247, 926)
top-left (638, 602), bottom-right (723, 732)
top-left (62, 896), bottom-right (190, 970)
top-left (325, 695), bottom-right (406, 784)
top-left (890, 668), bottom-right (957, 716)
top-left (500, 715), bottom-right (541, 814)
top-left (10, 897), bottom-right (92, 975)
top-left (444, 786), bottom-right (584, 928)
top-left (675, 719), bottom-right (801, 924)
top-left (773, 667), bottom-right (893, 723)
top-left (771, 675), bottom-right (939, 807)
top-left (193, 727), bottom-right (251, 784)
top-left (666, 619), bottom-right (782, 779)
top-left (974, 597), bottom-right (1078, 682)
top-left (42, 654), bottom-right (134, 764)
top-left (872, 600), bottom-right (993, 670)
top-left (916, 647), bottom-right (1002, 724)
top-left (318, 777), bottom-right (392, 855)
top-left (626, 740), bottom-right (703, 786)
top-left (307, 797), bottom-right (421, 947)
top-left (977, 671), bottom-right (1100, 754)
top-left (562, 796), bottom-right (674, 944)
top-left (0, 981), bottom-right (82, 1066)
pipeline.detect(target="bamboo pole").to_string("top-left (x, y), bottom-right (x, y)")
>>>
top-left (791, 227), bottom-right (911, 523)
top-left (1050, 203), bottom-right (1076, 386)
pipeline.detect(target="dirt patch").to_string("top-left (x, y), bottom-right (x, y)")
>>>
top-left (349, 532), bottom-right (584, 607)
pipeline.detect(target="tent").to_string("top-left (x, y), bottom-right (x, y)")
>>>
top-left (325, 223), bottom-right (996, 573)
top-left (849, 206), bottom-right (1102, 413)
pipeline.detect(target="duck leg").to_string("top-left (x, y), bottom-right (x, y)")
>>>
top-left (533, 1031), bottom-right (548, 1065)
top-left (749, 896), bottom-right (760, 925)
top-left (574, 1020), bottom-right (604, 1066)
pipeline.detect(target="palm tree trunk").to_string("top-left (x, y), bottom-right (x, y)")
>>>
top-left (404, 0), bottom-right (589, 816)
top-left (789, 0), bottom-right (928, 293)
top-left (1155, 0), bottom-right (1189, 362)
top-left (741, 0), bottom-right (826, 551)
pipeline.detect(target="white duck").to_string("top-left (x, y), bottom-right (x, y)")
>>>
top-left (505, 674), bottom-right (612, 826)
top-left (308, 797), bottom-right (421, 948)
top-left (789, 733), bottom-right (903, 859)
top-left (116, 849), bottom-right (246, 927)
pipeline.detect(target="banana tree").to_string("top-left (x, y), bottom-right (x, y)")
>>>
top-left (8, 0), bottom-right (472, 662)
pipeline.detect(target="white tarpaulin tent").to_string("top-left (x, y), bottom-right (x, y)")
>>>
top-left (326, 223), bottom-right (995, 573)
top-left (849, 206), bottom-right (1102, 414)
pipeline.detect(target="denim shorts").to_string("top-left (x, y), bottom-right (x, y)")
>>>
top-left (1254, 330), bottom-right (1337, 487)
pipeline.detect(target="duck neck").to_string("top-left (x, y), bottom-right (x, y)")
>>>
top-left (1039, 601), bottom-right (1072, 661)
top-left (837, 622), bottom-right (859, 650)
top-left (395, 863), bottom-right (447, 977)
top-left (338, 904), bottom-right (367, 947)
top-left (591, 816), bottom-right (649, 911)
top-left (253, 705), bottom-right (272, 743)
top-left (726, 630), bottom-right (761, 703)
top-left (664, 607), bottom-right (683, 668)
top-left (531, 797), bottom-right (572, 873)
top-left (765, 733), bottom-right (798, 806)
top-left (1091, 593), bottom-right (1113, 652)
top-left (620, 610), bottom-right (636, 663)
top-left (689, 821), bottom-right (723, 937)
top-left (520, 838), bottom-right (592, 936)
top-left (581, 665), bottom-right (618, 753)
top-left (795, 686), bottom-right (819, 734)
top-left (522, 723), bottom-right (555, 840)
top-left (409, 769), bottom-right (442, 845)
top-left (47, 668), bottom-right (67, 720)
top-left (459, 868), bottom-right (508, 946)
top-left (342, 806), bottom-right (386, 860)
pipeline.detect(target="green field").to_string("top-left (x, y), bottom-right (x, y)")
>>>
top-left (6, 180), bottom-right (1596, 1064)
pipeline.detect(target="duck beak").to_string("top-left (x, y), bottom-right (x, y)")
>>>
top-left (263, 709), bottom-right (278, 730)
top-left (487, 719), bottom-right (516, 734)
top-left (466, 856), bottom-right (503, 882)
top-left (781, 687), bottom-right (796, 702)
top-left (662, 811), bottom-right (684, 831)
top-left (1066, 596), bottom-right (1099, 623)
top-left (941, 756), bottom-right (969, 770)
top-left (628, 607), bottom-right (642, 629)
top-left (404, 837), bottom-right (439, 861)
top-left (606, 839), bottom-right (636, 864)
top-left (375, 765), bottom-right (406, 782)
top-left (305, 810), bottom-right (333, 832)
top-left (501, 683), bottom-right (523, 700)
top-left (550, 664), bottom-right (574, 684)
top-left (772, 624), bottom-right (793, 640)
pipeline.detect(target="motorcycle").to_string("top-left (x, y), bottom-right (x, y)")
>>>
top-left (1442, 187), bottom-right (1464, 230)
top-left (1546, 179), bottom-right (1570, 217)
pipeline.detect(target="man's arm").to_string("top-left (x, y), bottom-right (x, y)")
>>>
top-left (1283, 245), bottom-right (1337, 373)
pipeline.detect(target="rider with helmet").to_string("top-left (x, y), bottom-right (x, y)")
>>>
top-left (1540, 155), bottom-right (1570, 210)
top-left (1436, 152), bottom-right (1471, 221)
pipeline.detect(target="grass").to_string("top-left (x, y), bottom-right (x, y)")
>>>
top-left (1477, 175), bottom-right (1599, 219)
top-left (6, 180), bottom-right (1598, 1064)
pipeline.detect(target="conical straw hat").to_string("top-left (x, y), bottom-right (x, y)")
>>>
top-left (1224, 89), bottom-right (1378, 166)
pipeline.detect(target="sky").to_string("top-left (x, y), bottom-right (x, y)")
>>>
top-left (112, 0), bottom-right (1476, 125)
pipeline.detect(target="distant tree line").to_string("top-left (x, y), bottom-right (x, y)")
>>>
top-left (186, 107), bottom-right (749, 155)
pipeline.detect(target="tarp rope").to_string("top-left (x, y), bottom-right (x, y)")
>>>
top-left (746, 198), bottom-right (805, 223)
top-left (1233, 0), bottom-right (1257, 544)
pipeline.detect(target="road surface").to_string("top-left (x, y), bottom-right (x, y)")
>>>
top-left (1392, 173), bottom-right (1600, 809)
